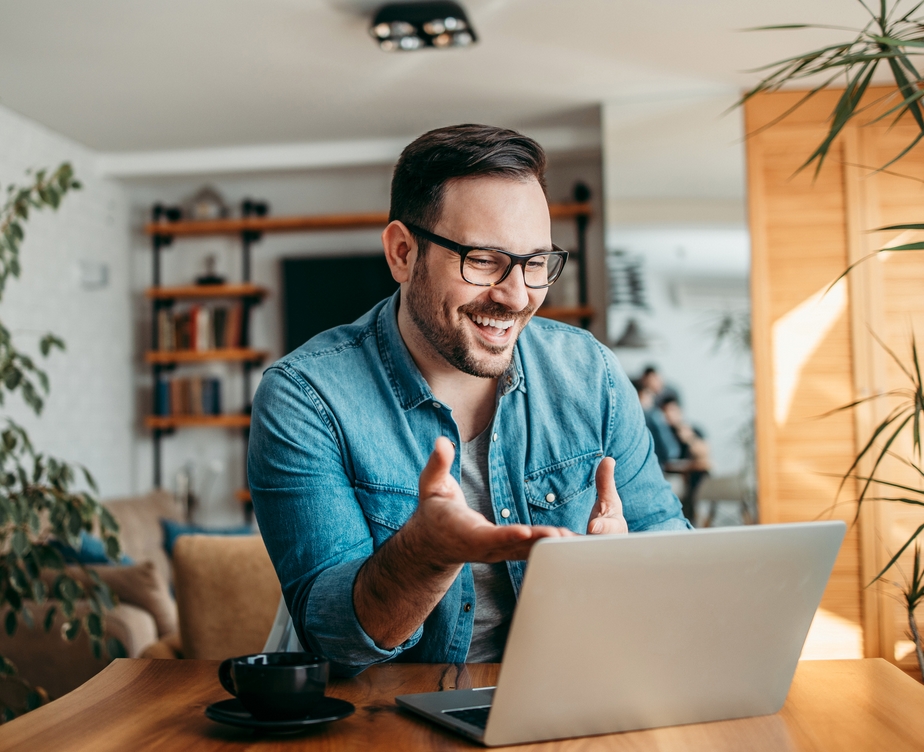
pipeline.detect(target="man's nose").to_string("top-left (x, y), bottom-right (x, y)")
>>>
top-left (488, 264), bottom-right (530, 311)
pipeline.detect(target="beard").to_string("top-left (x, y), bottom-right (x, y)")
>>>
top-left (404, 254), bottom-right (535, 378)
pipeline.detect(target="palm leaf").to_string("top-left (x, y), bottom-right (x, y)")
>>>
top-left (872, 522), bottom-right (924, 584)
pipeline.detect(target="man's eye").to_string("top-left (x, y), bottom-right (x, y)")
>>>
top-left (466, 255), bottom-right (500, 269)
top-left (526, 258), bottom-right (548, 271)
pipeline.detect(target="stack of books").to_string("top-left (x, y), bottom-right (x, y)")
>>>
top-left (154, 376), bottom-right (222, 416)
top-left (156, 304), bottom-right (243, 351)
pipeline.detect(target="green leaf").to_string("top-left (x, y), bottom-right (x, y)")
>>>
top-left (86, 612), bottom-right (103, 638)
top-left (107, 637), bottom-right (127, 659)
top-left (43, 605), bottom-right (56, 632)
top-left (11, 529), bottom-right (29, 558)
top-left (4, 610), bottom-right (16, 637)
top-left (20, 606), bottom-right (33, 629)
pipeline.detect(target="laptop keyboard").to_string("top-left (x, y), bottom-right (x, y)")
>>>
top-left (444, 706), bottom-right (491, 729)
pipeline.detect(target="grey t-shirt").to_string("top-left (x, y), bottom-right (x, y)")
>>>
top-left (460, 428), bottom-right (517, 662)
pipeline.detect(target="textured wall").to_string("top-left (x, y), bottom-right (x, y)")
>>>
top-left (0, 104), bottom-right (134, 498)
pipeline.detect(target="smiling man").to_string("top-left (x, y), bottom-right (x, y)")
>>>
top-left (248, 124), bottom-right (689, 676)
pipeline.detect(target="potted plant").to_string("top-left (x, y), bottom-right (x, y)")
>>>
top-left (740, 0), bottom-right (924, 679)
top-left (0, 164), bottom-right (122, 720)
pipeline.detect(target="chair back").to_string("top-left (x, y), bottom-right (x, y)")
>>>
top-left (173, 535), bottom-right (281, 660)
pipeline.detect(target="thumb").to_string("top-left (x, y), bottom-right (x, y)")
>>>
top-left (593, 457), bottom-right (622, 518)
top-left (419, 436), bottom-right (456, 499)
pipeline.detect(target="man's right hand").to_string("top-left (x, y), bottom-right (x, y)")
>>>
top-left (404, 436), bottom-right (575, 568)
top-left (354, 437), bottom-right (574, 649)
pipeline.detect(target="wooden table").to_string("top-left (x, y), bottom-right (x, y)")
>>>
top-left (1, 658), bottom-right (923, 750)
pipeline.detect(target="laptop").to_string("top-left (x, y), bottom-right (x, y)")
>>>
top-left (396, 521), bottom-right (845, 746)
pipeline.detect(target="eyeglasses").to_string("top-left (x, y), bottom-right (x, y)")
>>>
top-left (404, 223), bottom-right (568, 289)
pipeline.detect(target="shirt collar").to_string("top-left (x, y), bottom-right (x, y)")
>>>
top-left (376, 290), bottom-right (527, 411)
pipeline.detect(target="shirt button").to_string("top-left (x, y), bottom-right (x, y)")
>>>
top-left (545, 493), bottom-right (556, 503)
top-left (432, 402), bottom-right (441, 409)
top-left (500, 508), bottom-right (511, 519)
top-left (463, 603), bottom-right (472, 613)
top-left (492, 433), bottom-right (498, 442)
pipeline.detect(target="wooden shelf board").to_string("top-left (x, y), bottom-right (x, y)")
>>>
top-left (145, 348), bottom-right (268, 364)
top-left (538, 305), bottom-right (594, 321)
top-left (144, 202), bottom-right (592, 238)
top-left (145, 414), bottom-right (251, 429)
top-left (235, 488), bottom-right (252, 504)
top-left (145, 284), bottom-right (268, 300)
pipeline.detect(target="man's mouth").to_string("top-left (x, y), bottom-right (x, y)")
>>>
top-left (468, 313), bottom-right (515, 335)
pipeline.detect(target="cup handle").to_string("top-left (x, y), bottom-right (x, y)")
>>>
top-left (218, 659), bottom-right (236, 696)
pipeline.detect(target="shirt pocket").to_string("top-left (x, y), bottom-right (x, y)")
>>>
top-left (524, 450), bottom-right (601, 530)
top-left (354, 482), bottom-right (419, 549)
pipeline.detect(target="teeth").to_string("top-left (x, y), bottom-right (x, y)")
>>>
top-left (472, 314), bottom-right (514, 330)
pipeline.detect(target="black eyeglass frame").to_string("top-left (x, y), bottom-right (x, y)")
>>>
top-left (404, 222), bottom-right (569, 289)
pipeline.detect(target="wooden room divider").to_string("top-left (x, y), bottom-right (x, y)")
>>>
top-left (746, 87), bottom-right (924, 671)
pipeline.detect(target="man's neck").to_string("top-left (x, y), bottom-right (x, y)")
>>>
top-left (397, 302), bottom-right (499, 443)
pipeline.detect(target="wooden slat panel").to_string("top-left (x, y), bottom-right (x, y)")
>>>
top-left (745, 107), bottom-right (862, 633)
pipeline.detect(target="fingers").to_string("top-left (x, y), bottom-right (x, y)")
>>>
top-left (588, 457), bottom-right (628, 535)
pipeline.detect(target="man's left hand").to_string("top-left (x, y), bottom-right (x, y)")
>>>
top-left (587, 457), bottom-right (628, 535)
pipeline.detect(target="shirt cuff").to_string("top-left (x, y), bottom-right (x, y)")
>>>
top-left (300, 557), bottom-right (424, 675)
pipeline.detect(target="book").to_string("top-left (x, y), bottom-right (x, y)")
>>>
top-left (154, 377), bottom-right (171, 416)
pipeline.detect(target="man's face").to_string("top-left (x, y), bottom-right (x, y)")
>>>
top-left (403, 176), bottom-right (551, 379)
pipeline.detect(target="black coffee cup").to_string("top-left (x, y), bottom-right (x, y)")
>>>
top-left (218, 652), bottom-right (329, 720)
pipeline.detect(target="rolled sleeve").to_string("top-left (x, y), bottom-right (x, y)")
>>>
top-left (248, 365), bottom-right (421, 674)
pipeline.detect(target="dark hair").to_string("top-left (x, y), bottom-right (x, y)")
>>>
top-left (659, 395), bottom-right (680, 409)
top-left (389, 124), bottom-right (548, 249)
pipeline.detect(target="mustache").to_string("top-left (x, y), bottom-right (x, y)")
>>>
top-left (458, 301), bottom-right (535, 323)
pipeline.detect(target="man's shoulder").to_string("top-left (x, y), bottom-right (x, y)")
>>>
top-left (270, 300), bottom-right (387, 380)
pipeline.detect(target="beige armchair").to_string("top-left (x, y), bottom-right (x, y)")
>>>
top-left (171, 534), bottom-right (281, 660)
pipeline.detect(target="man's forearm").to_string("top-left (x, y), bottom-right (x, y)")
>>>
top-left (353, 516), bottom-right (462, 649)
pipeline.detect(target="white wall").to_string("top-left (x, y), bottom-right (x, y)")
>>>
top-left (0, 104), bottom-right (134, 498)
top-left (601, 96), bottom-right (754, 482)
top-left (124, 151), bottom-right (604, 525)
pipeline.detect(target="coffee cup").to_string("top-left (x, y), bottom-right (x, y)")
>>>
top-left (218, 652), bottom-right (329, 720)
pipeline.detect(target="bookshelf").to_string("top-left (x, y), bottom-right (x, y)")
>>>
top-left (145, 189), bottom-right (593, 517)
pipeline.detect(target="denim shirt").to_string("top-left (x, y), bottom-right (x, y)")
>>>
top-left (248, 292), bottom-right (689, 676)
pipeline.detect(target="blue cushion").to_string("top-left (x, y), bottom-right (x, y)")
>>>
top-left (160, 519), bottom-right (253, 557)
top-left (50, 530), bottom-right (134, 565)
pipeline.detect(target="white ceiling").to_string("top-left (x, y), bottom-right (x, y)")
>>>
top-left (0, 0), bottom-right (872, 153)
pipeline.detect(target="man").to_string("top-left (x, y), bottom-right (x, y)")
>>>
top-left (249, 124), bottom-right (688, 677)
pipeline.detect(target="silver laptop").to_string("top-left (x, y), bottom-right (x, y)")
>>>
top-left (396, 521), bottom-right (845, 746)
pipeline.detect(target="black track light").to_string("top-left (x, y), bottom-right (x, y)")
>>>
top-left (370, 2), bottom-right (477, 52)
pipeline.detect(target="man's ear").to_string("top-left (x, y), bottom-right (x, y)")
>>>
top-left (382, 221), bottom-right (417, 284)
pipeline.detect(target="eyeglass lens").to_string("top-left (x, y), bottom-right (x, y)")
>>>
top-left (463, 250), bottom-right (564, 288)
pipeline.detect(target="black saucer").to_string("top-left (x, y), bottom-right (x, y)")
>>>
top-left (205, 696), bottom-right (355, 733)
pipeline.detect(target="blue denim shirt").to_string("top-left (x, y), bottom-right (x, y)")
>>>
top-left (248, 292), bottom-right (689, 676)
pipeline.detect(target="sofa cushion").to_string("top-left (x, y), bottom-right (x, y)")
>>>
top-left (160, 519), bottom-right (252, 557)
top-left (43, 562), bottom-right (177, 638)
top-left (103, 490), bottom-right (184, 586)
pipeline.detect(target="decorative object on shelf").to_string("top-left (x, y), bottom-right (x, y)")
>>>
top-left (370, 1), bottom-right (476, 51)
top-left (183, 186), bottom-right (229, 222)
top-left (196, 255), bottom-right (225, 286)
top-left (0, 164), bottom-right (123, 720)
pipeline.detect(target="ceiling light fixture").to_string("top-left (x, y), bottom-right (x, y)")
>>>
top-left (370, 1), bottom-right (477, 52)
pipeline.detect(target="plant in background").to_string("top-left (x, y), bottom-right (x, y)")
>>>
top-left (741, 0), bottom-right (924, 678)
top-left (0, 164), bottom-right (122, 720)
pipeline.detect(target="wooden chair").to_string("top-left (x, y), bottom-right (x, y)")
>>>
top-left (172, 535), bottom-right (281, 660)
